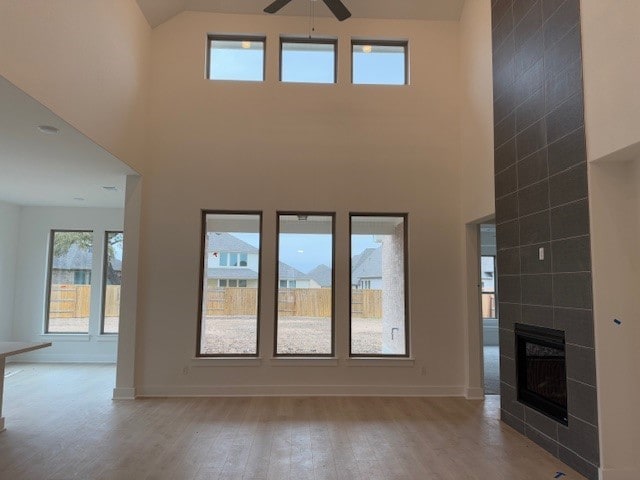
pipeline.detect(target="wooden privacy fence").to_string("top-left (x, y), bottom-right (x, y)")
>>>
top-left (49, 284), bottom-right (121, 318)
top-left (206, 288), bottom-right (382, 318)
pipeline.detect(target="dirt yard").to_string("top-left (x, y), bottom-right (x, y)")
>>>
top-left (47, 317), bottom-right (119, 333)
top-left (201, 315), bottom-right (383, 354)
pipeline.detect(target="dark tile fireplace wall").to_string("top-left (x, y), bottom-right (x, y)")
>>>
top-left (491, 1), bottom-right (599, 478)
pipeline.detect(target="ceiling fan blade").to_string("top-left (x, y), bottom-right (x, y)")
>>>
top-left (321, 0), bottom-right (351, 21)
top-left (264, 0), bottom-right (294, 14)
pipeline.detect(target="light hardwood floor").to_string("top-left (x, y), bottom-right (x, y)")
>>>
top-left (0, 364), bottom-right (584, 480)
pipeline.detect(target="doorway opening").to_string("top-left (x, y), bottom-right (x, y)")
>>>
top-left (480, 223), bottom-right (499, 395)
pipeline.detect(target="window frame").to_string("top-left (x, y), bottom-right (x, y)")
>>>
top-left (45, 229), bottom-right (94, 335)
top-left (349, 213), bottom-right (410, 358)
top-left (279, 37), bottom-right (338, 84)
top-left (481, 255), bottom-right (498, 319)
top-left (101, 230), bottom-right (123, 335)
top-left (196, 210), bottom-right (263, 358)
top-left (206, 34), bottom-right (267, 82)
top-left (351, 39), bottom-right (409, 86)
top-left (274, 211), bottom-right (336, 358)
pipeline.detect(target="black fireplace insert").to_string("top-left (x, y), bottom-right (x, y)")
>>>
top-left (515, 324), bottom-right (568, 425)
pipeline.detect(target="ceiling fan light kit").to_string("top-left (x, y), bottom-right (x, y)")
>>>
top-left (264, 0), bottom-right (351, 21)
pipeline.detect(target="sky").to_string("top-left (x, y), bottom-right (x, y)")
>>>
top-left (210, 41), bottom-right (405, 84)
top-left (232, 232), bottom-right (381, 273)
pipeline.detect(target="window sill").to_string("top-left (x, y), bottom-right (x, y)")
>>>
top-left (95, 335), bottom-right (119, 342)
top-left (39, 334), bottom-right (91, 342)
top-left (269, 357), bottom-right (339, 367)
top-left (344, 357), bottom-right (415, 367)
top-left (190, 357), bottom-right (262, 367)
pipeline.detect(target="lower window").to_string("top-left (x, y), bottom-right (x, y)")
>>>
top-left (46, 230), bottom-right (94, 334)
top-left (275, 213), bottom-right (334, 356)
top-left (198, 212), bottom-right (261, 356)
top-left (350, 214), bottom-right (409, 356)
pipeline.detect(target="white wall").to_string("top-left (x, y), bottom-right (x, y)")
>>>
top-left (129, 12), bottom-right (466, 395)
top-left (459, 0), bottom-right (494, 223)
top-left (581, 0), bottom-right (640, 164)
top-left (589, 158), bottom-right (640, 479)
top-left (0, 200), bottom-right (20, 341)
top-left (11, 206), bottom-right (124, 362)
top-left (0, 0), bottom-right (150, 173)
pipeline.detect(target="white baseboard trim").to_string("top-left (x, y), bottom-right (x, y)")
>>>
top-left (599, 467), bottom-right (640, 480)
top-left (465, 387), bottom-right (485, 400)
top-left (112, 387), bottom-right (136, 400)
top-left (7, 353), bottom-right (117, 363)
top-left (136, 384), bottom-right (467, 397)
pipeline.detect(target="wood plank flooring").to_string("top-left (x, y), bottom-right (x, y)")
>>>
top-left (0, 364), bottom-right (585, 480)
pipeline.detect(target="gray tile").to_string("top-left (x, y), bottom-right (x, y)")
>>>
top-left (493, 6), bottom-right (515, 50)
top-left (519, 210), bottom-right (550, 245)
top-left (513, 0), bottom-right (538, 26)
top-left (500, 327), bottom-right (516, 358)
top-left (496, 137), bottom-right (517, 173)
top-left (500, 354), bottom-right (516, 386)
top-left (514, 1), bottom-right (542, 49)
top-left (502, 409), bottom-right (526, 434)
top-left (516, 118), bottom-right (546, 160)
top-left (497, 219), bottom-right (520, 250)
top-left (522, 304), bottom-right (554, 328)
top-left (558, 445), bottom-right (599, 480)
top-left (542, 0), bottom-right (565, 21)
top-left (495, 111), bottom-right (516, 147)
top-left (499, 274), bottom-right (522, 303)
top-left (525, 406), bottom-right (559, 439)
top-left (501, 382), bottom-right (525, 420)
top-left (546, 93), bottom-right (584, 144)
top-left (554, 307), bottom-right (594, 348)
top-left (521, 274), bottom-right (553, 306)
top-left (552, 236), bottom-right (591, 273)
top-left (549, 163), bottom-right (588, 207)
top-left (492, 0), bottom-right (512, 29)
top-left (525, 424), bottom-right (559, 457)
top-left (547, 127), bottom-right (586, 175)
top-left (495, 58), bottom-right (516, 99)
top-left (558, 416), bottom-right (599, 464)
top-left (515, 29), bottom-right (544, 79)
top-left (494, 89), bottom-right (517, 125)
top-left (516, 87), bottom-right (545, 132)
top-left (515, 57), bottom-right (544, 101)
top-left (498, 247), bottom-right (520, 275)
top-left (496, 192), bottom-right (519, 224)
top-left (544, 0), bottom-right (580, 47)
top-left (517, 148), bottom-right (548, 188)
top-left (553, 272), bottom-right (592, 309)
top-left (518, 180), bottom-right (549, 216)
top-left (544, 24), bottom-right (582, 79)
top-left (550, 199), bottom-right (590, 240)
top-left (546, 59), bottom-right (583, 113)
top-left (496, 164), bottom-right (518, 198)
top-left (567, 379), bottom-right (598, 426)
top-left (520, 243), bottom-right (550, 274)
top-left (493, 32), bottom-right (515, 75)
top-left (499, 302), bottom-right (522, 330)
top-left (566, 344), bottom-right (597, 386)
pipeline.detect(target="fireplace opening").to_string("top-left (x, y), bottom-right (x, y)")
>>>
top-left (515, 324), bottom-right (568, 425)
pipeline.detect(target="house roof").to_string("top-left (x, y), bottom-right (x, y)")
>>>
top-left (279, 261), bottom-right (309, 280)
top-left (351, 247), bottom-right (382, 284)
top-left (52, 244), bottom-right (93, 270)
top-left (308, 264), bottom-right (332, 287)
top-left (208, 232), bottom-right (259, 254)
top-left (207, 268), bottom-right (258, 280)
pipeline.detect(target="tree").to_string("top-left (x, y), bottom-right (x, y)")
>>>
top-left (53, 232), bottom-right (123, 284)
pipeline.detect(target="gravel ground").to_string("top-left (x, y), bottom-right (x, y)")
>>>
top-left (201, 316), bottom-right (383, 354)
top-left (48, 317), bottom-right (119, 333)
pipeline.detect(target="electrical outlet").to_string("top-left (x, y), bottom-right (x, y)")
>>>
top-left (182, 366), bottom-right (190, 375)
top-left (539, 247), bottom-right (545, 260)
top-left (420, 366), bottom-right (427, 376)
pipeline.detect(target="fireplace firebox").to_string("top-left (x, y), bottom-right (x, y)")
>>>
top-left (515, 324), bottom-right (568, 425)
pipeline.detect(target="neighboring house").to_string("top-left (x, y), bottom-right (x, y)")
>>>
top-left (351, 247), bottom-right (382, 289)
top-left (51, 244), bottom-right (93, 285)
top-left (207, 232), bottom-right (320, 288)
top-left (308, 264), bottom-right (332, 288)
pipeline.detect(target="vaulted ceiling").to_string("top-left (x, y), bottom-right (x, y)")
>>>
top-left (136, 0), bottom-right (466, 28)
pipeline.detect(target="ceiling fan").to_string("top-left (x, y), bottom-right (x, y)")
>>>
top-left (264, 0), bottom-right (351, 22)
